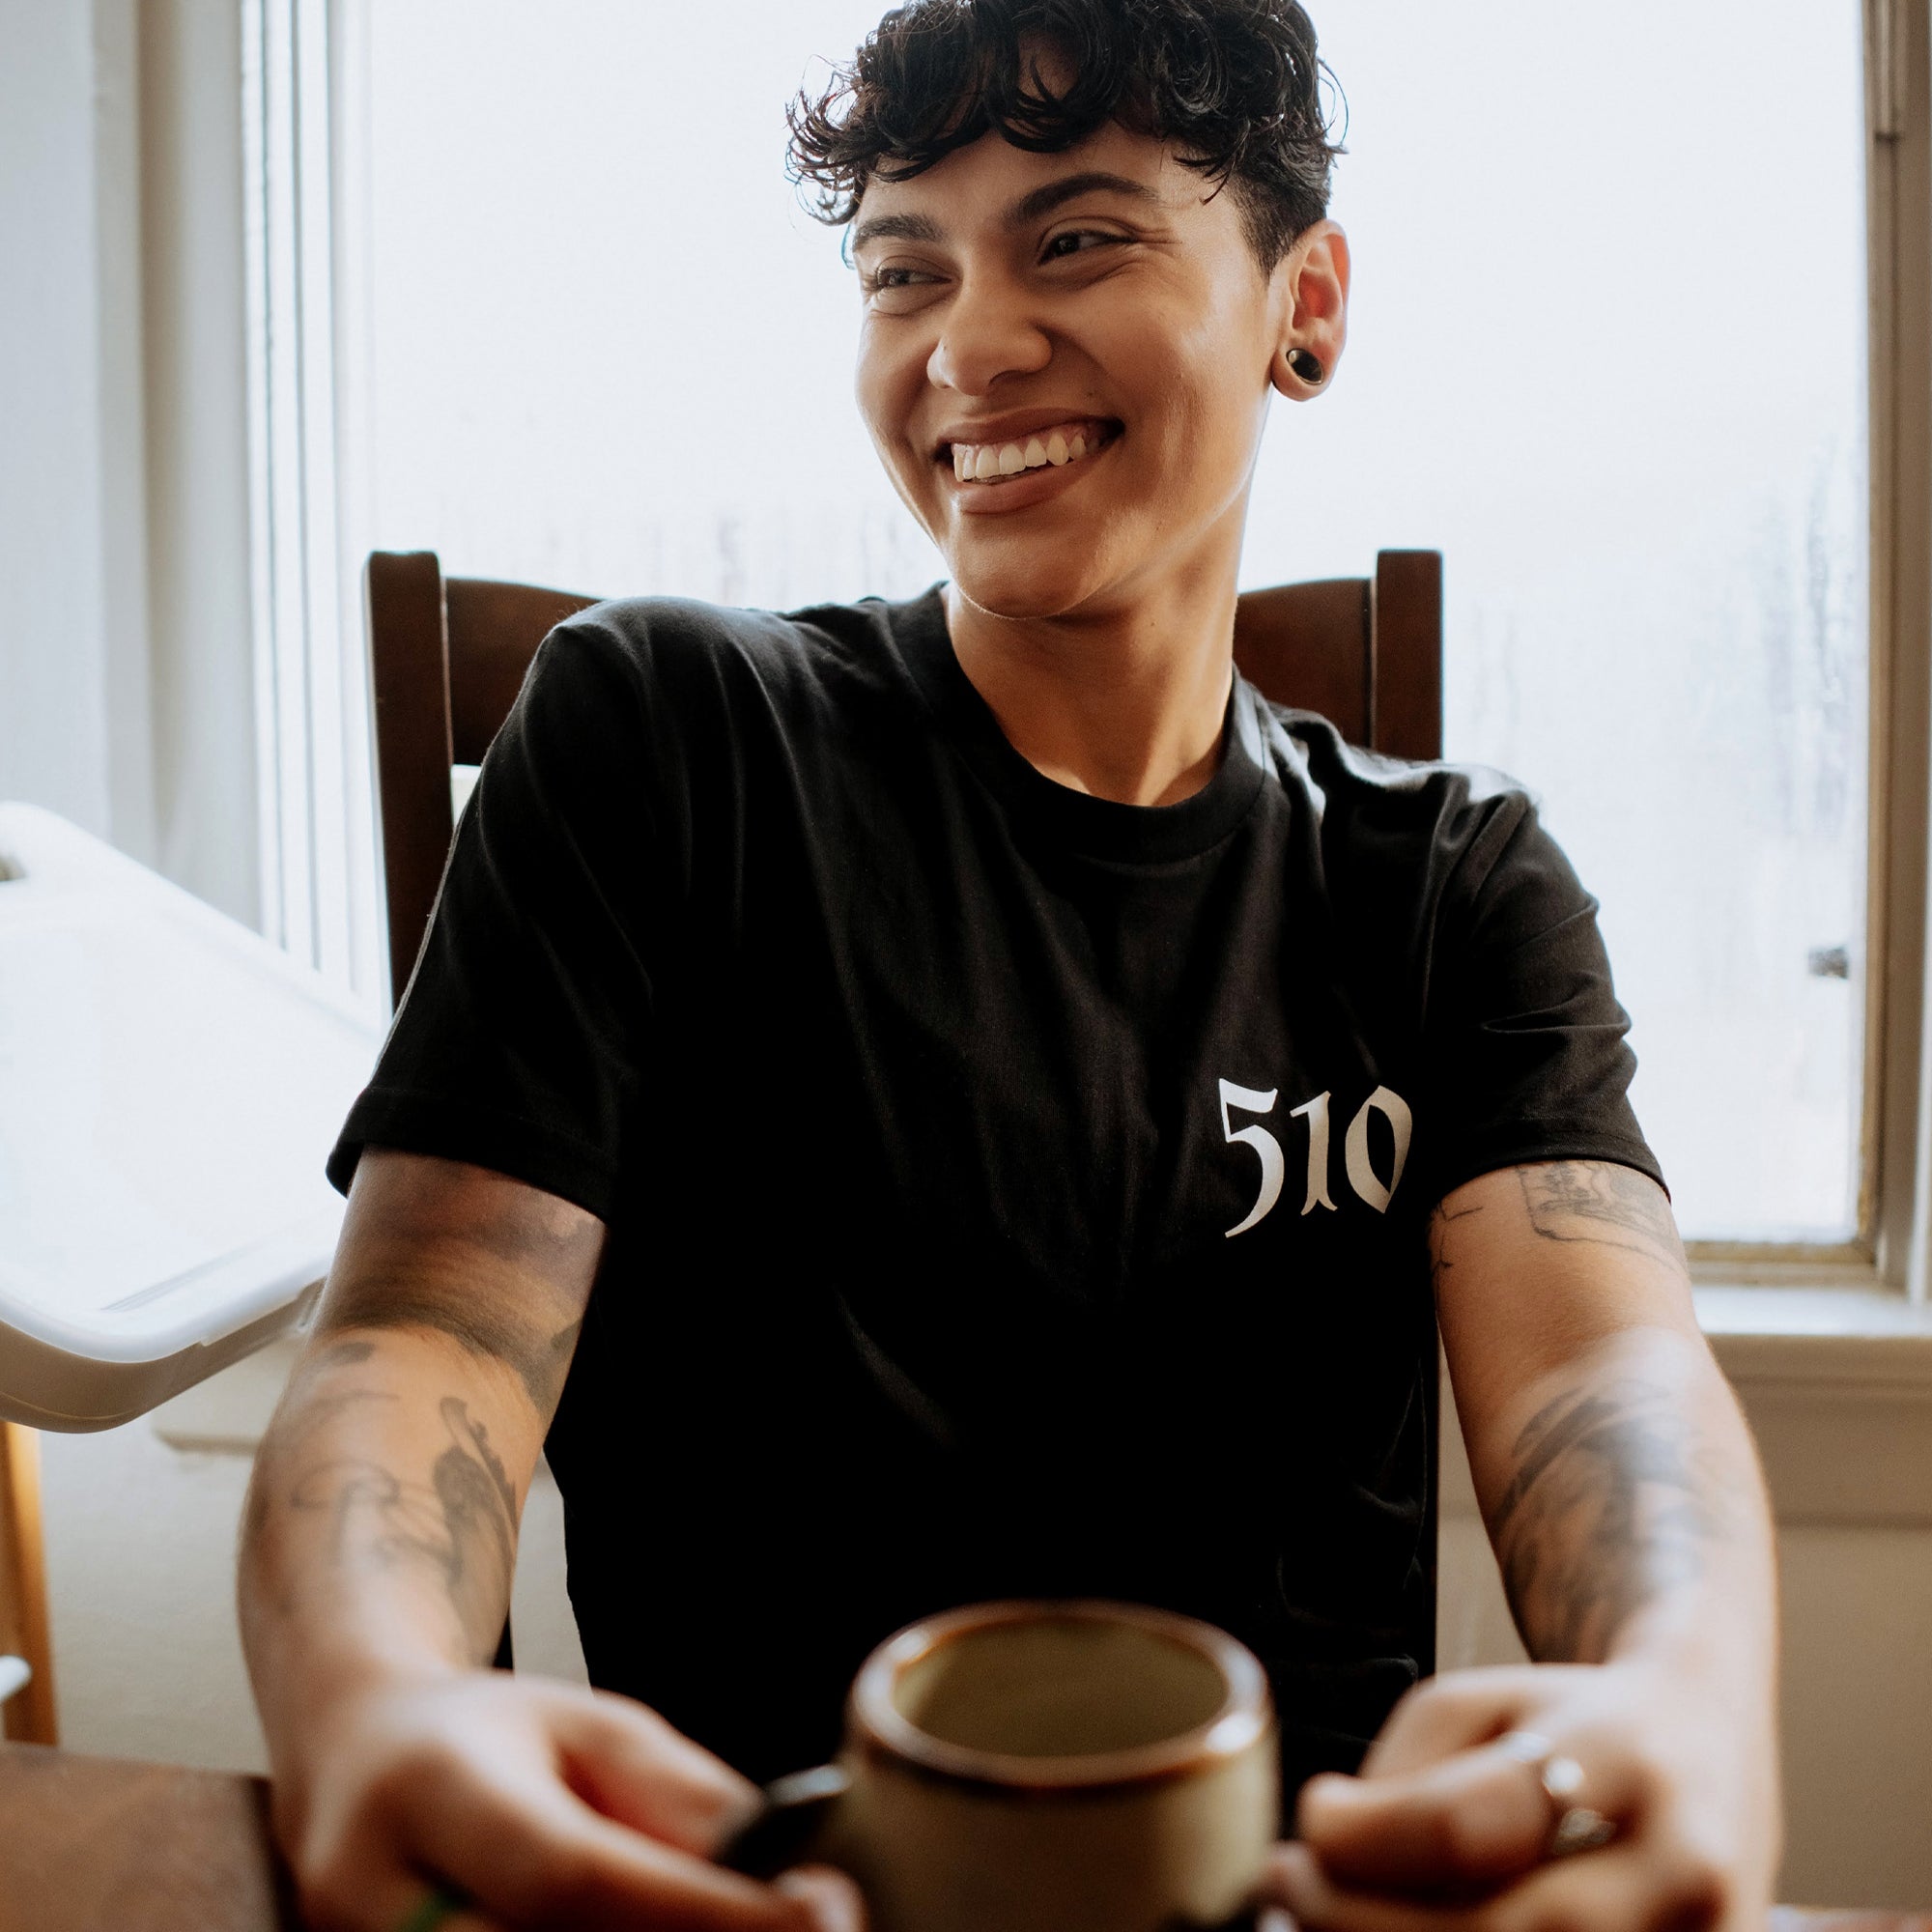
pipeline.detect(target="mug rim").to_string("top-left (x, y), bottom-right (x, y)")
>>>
top-left (848, 1598), bottom-right (1273, 1793)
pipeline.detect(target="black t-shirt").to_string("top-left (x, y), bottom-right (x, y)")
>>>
top-left (328, 586), bottom-right (1660, 1796)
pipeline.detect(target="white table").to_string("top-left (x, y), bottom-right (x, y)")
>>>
top-left (0, 802), bottom-right (382, 1741)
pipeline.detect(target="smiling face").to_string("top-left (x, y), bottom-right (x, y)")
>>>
top-left (851, 116), bottom-right (1348, 627)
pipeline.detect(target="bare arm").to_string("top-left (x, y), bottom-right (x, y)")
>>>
top-left (1275, 1162), bottom-right (1781, 1932)
top-left (242, 1147), bottom-right (596, 1716)
top-left (1433, 1160), bottom-right (1773, 1678)
top-left (241, 1149), bottom-right (840, 1932)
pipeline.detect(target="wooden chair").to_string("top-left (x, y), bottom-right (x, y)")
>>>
top-left (365, 548), bottom-right (1443, 1005)
top-left (0, 1420), bottom-right (57, 1744)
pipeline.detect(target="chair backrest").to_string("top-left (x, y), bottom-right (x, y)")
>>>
top-left (365, 548), bottom-right (1443, 1009)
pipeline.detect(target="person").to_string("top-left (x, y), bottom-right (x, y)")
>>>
top-left (239, 3), bottom-right (1781, 1929)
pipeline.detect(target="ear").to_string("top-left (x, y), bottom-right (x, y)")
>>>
top-left (1269, 221), bottom-right (1351, 401)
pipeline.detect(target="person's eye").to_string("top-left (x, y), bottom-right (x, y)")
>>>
top-left (1041, 229), bottom-right (1124, 263)
top-left (861, 264), bottom-right (942, 299)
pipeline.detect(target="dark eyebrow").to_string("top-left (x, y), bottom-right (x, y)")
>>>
top-left (849, 171), bottom-right (1163, 254)
top-left (849, 211), bottom-right (944, 251)
top-left (1008, 170), bottom-right (1163, 226)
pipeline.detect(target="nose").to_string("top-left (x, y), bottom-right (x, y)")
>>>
top-left (925, 270), bottom-right (1052, 395)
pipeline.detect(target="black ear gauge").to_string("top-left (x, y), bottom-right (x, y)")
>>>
top-left (1285, 347), bottom-right (1326, 387)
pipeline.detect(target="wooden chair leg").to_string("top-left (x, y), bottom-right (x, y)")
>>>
top-left (0, 1419), bottom-right (58, 1745)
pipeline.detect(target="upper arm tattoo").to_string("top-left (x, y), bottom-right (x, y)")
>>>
top-left (1427, 1197), bottom-right (1485, 1295)
top-left (318, 1156), bottom-right (601, 1413)
top-left (1515, 1160), bottom-right (1686, 1273)
top-left (320, 1276), bottom-right (583, 1413)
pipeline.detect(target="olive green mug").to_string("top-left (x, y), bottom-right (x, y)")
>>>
top-left (721, 1599), bottom-right (1279, 1932)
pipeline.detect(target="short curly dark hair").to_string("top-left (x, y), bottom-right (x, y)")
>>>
top-left (786, 0), bottom-right (1343, 270)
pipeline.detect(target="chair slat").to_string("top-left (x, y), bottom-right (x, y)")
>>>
top-left (1233, 577), bottom-right (1372, 741)
top-left (445, 578), bottom-right (598, 766)
top-left (1371, 551), bottom-right (1444, 763)
top-left (365, 552), bottom-right (456, 1007)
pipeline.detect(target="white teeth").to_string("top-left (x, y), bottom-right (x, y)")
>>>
top-left (949, 424), bottom-right (1109, 481)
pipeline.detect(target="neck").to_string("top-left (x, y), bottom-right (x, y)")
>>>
top-left (942, 558), bottom-right (1240, 810)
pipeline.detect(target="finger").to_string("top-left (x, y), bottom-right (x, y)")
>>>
top-left (545, 1686), bottom-right (763, 1853)
top-left (1298, 1726), bottom-right (1643, 1896)
top-left (1295, 1745), bottom-right (1554, 1894)
top-left (403, 1767), bottom-right (817, 1932)
top-left (1360, 1668), bottom-right (1555, 1777)
top-left (777, 1864), bottom-right (867, 1932)
top-left (1267, 1837), bottom-right (1672, 1932)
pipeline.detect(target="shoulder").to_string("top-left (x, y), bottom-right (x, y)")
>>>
top-left (496, 593), bottom-right (919, 781)
top-left (538, 592), bottom-right (907, 701)
top-left (1251, 696), bottom-right (1542, 870)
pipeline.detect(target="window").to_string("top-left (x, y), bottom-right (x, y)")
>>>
top-left (1264, 1), bottom-right (1874, 1250)
top-left (258, 0), bottom-right (1919, 1261)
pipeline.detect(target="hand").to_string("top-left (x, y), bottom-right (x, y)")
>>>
top-left (1263, 1659), bottom-right (1779, 1932)
top-left (278, 1667), bottom-right (863, 1932)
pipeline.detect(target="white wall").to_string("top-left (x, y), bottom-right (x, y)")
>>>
top-left (138, 0), bottom-right (260, 927)
top-left (0, 0), bottom-right (140, 847)
top-left (0, 0), bottom-right (257, 924)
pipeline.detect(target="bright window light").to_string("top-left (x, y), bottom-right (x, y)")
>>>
top-left (351, 0), bottom-right (1869, 1245)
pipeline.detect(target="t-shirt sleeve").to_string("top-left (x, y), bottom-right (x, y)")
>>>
top-left (327, 619), bottom-right (668, 1221)
top-left (1415, 788), bottom-right (1663, 1208)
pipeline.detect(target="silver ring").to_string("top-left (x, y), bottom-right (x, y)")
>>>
top-left (1548, 1804), bottom-right (1619, 1857)
top-left (1495, 1730), bottom-right (1620, 1861)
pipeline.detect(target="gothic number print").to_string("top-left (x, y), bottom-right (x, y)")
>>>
top-left (1218, 1080), bottom-right (1285, 1238)
top-left (1346, 1085), bottom-right (1414, 1213)
top-left (1218, 1081), bottom-right (1414, 1236)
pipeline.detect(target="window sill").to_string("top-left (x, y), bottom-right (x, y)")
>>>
top-left (1694, 1283), bottom-right (1932, 1390)
top-left (1690, 1284), bottom-right (1932, 1526)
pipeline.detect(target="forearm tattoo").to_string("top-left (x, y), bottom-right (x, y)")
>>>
top-left (1488, 1377), bottom-right (1737, 1662)
top-left (285, 1395), bottom-right (520, 1665)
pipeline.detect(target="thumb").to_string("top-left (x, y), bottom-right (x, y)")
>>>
top-left (779, 1866), bottom-right (867, 1932)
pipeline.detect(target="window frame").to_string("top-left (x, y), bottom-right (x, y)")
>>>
top-left (1684, 0), bottom-right (1932, 1292)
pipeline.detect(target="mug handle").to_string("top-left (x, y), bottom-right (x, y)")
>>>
top-left (717, 1763), bottom-right (853, 1879)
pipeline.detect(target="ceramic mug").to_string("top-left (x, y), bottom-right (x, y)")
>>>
top-left (720, 1599), bottom-right (1279, 1932)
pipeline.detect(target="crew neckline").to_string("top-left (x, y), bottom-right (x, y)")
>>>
top-left (891, 584), bottom-right (1267, 866)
